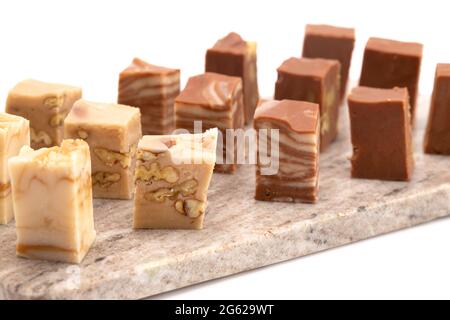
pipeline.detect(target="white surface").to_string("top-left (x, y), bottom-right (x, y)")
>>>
top-left (1, 0), bottom-right (450, 300)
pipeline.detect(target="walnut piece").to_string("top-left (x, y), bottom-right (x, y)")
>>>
top-left (135, 163), bottom-right (179, 183)
top-left (49, 113), bottom-right (65, 127)
top-left (43, 96), bottom-right (64, 109)
top-left (174, 179), bottom-right (198, 196)
top-left (92, 172), bottom-right (121, 188)
top-left (136, 149), bottom-right (157, 161)
top-left (183, 199), bottom-right (206, 218)
top-left (94, 147), bottom-right (133, 169)
top-left (144, 188), bottom-right (173, 203)
top-left (78, 130), bottom-right (89, 139)
top-left (30, 127), bottom-right (52, 146)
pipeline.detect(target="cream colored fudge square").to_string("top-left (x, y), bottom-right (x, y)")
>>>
top-left (0, 113), bottom-right (30, 225)
top-left (64, 100), bottom-right (142, 199)
top-left (5, 79), bottom-right (82, 149)
top-left (8, 139), bottom-right (96, 264)
top-left (133, 128), bottom-right (218, 230)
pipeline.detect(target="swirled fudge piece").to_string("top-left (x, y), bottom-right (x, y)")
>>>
top-left (118, 58), bottom-right (180, 135)
top-left (254, 100), bottom-right (320, 203)
top-left (359, 38), bottom-right (423, 124)
top-left (175, 72), bottom-right (244, 173)
top-left (133, 128), bottom-right (218, 230)
top-left (6, 79), bottom-right (82, 149)
top-left (0, 113), bottom-right (30, 224)
top-left (205, 32), bottom-right (259, 124)
top-left (8, 140), bottom-right (95, 264)
top-left (348, 87), bottom-right (414, 181)
top-left (302, 24), bottom-right (355, 99)
top-left (274, 57), bottom-right (340, 151)
top-left (64, 100), bottom-right (142, 199)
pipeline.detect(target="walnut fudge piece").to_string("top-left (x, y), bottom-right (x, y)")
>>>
top-left (274, 57), bottom-right (340, 151)
top-left (133, 128), bottom-right (218, 230)
top-left (0, 114), bottom-right (29, 224)
top-left (348, 87), bottom-right (414, 181)
top-left (175, 72), bottom-right (244, 173)
top-left (302, 24), bottom-right (355, 99)
top-left (254, 100), bottom-right (320, 203)
top-left (205, 32), bottom-right (259, 123)
top-left (359, 37), bottom-right (423, 123)
top-left (8, 140), bottom-right (96, 264)
top-left (64, 100), bottom-right (142, 199)
top-left (6, 79), bottom-right (82, 149)
top-left (118, 58), bottom-right (180, 135)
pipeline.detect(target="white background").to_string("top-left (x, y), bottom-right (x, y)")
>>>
top-left (1, 0), bottom-right (450, 299)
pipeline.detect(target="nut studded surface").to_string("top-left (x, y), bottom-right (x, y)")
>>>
top-left (1, 96), bottom-right (450, 299)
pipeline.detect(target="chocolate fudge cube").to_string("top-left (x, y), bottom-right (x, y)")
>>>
top-left (205, 32), bottom-right (259, 124)
top-left (348, 86), bottom-right (414, 181)
top-left (359, 37), bottom-right (423, 123)
top-left (254, 100), bottom-right (320, 203)
top-left (274, 57), bottom-right (340, 151)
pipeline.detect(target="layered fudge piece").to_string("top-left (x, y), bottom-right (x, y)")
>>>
top-left (175, 72), bottom-right (244, 173)
top-left (8, 140), bottom-right (96, 264)
top-left (359, 37), bottom-right (423, 123)
top-left (133, 128), bottom-right (218, 230)
top-left (6, 79), bottom-right (82, 149)
top-left (348, 86), bottom-right (414, 181)
top-left (274, 57), bottom-right (341, 151)
top-left (254, 100), bottom-right (320, 203)
top-left (64, 100), bottom-right (142, 199)
top-left (118, 58), bottom-right (180, 135)
top-left (0, 114), bottom-right (30, 225)
top-left (205, 32), bottom-right (259, 123)
top-left (302, 24), bottom-right (355, 99)
top-left (424, 64), bottom-right (450, 154)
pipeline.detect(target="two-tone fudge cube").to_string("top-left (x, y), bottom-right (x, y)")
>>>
top-left (118, 58), bottom-right (180, 135)
top-left (175, 72), bottom-right (244, 173)
top-left (6, 79), bottom-right (82, 149)
top-left (348, 86), bottom-right (414, 181)
top-left (359, 37), bottom-right (423, 123)
top-left (254, 100), bottom-right (320, 203)
top-left (274, 57), bottom-right (341, 151)
top-left (64, 100), bottom-right (142, 199)
top-left (8, 140), bottom-right (96, 264)
top-left (205, 32), bottom-right (259, 123)
top-left (133, 128), bottom-right (218, 230)
top-left (0, 113), bottom-right (30, 224)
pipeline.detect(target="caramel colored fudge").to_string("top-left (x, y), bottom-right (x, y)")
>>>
top-left (205, 32), bottom-right (259, 123)
top-left (302, 24), bottom-right (355, 99)
top-left (133, 128), bottom-right (218, 230)
top-left (8, 140), bottom-right (96, 264)
top-left (424, 64), bottom-right (450, 154)
top-left (64, 100), bottom-right (142, 199)
top-left (6, 79), bottom-right (82, 149)
top-left (348, 87), bottom-right (414, 181)
top-left (359, 37), bottom-right (423, 123)
top-left (254, 100), bottom-right (320, 203)
top-left (0, 114), bottom-right (30, 224)
top-left (175, 72), bottom-right (244, 173)
top-left (118, 58), bottom-right (180, 135)
top-left (274, 57), bottom-right (341, 151)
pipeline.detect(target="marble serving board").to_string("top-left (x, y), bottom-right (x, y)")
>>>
top-left (1, 97), bottom-right (450, 300)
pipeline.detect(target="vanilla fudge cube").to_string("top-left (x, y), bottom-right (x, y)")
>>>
top-left (6, 79), bottom-right (82, 149)
top-left (133, 128), bottom-right (218, 230)
top-left (8, 140), bottom-right (96, 264)
top-left (64, 100), bottom-right (142, 199)
top-left (0, 113), bottom-right (30, 224)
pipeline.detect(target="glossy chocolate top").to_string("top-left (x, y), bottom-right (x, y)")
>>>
top-left (366, 37), bottom-right (423, 57)
top-left (209, 32), bottom-right (247, 54)
top-left (277, 57), bottom-right (339, 78)
top-left (120, 58), bottom-right (179, 77)
top-left (348, 86), bottom-right (409, 104)
top-left (305, 24), bottom-right (355, 39)
top-left (436, 63), bottom-right (450, 78)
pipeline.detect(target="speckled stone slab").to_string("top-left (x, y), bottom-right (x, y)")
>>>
top-left (1, 97), bottom-right (449, 299)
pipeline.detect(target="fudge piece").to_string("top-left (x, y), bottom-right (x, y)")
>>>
top-left (424, 64), bottom-right (450, 154)
top-left (6, 79), bottom-right (82, 149)
top-left (8, 140), bottom-right (96, 264)
top-left (64, 100), bottom-right (142, 199)
top-left (348, 86), bottom-right (414, 181)
top-left (254, 100), bottom-right (320, 203)
top-left (302, 24), bottom-right (355, 99)
top-left (274, 57), bottom-right (341, 151)
top-left (175, 72), bottom-right (244, 173)
top-left (359, 37), bottom-right (423, 123)
top-left (118, 58), bottom-right (180, 135)
top-left (0, 114), bottom-right (30, 224)
top-left (205, 32), bottom-right (259, 123)
top-left (133, 128), bottom-right (218, 230)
